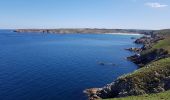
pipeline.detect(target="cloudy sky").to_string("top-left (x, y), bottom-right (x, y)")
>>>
top-left (0, 0), bottom-right (169, 29)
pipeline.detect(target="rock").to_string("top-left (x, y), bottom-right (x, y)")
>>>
top-left (134, 35), bottom-right (164, 50)
top-left (125, 47), bottom-right (142, 52)
top-left (127, 48), bottom-right (169, 67)
top-left (85, 70), bottom-right (170, 100)
top-left (131, 37), bottom-right (136, 39)
top-left (98, 62), bottom-right (116, 66)
top-left (98, 62), bottom-right (105, 66)
top-left (84, 88), bottom-right (101, 95)
top-left (84, 88), bottom-right (102, 100)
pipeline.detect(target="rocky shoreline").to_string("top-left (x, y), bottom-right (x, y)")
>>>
top-left (127, 34), bottom-right (167, 67)
top-left (84, 31), bottom-right (170, 100)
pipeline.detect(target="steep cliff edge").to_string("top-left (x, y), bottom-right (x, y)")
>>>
top-left (85, 58), bottom-right (170, 100)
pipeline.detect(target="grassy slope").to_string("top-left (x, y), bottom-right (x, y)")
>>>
top-left (105, 90), bottom-right (170, 100)
top-left (152, 37), bottom-right (170, 53)
top-left (154, 29), bottom-right (170, 52)
top-left (141, 35), bottom-right (170, 57)
top-left (119, 57), bottom-right (170, 90)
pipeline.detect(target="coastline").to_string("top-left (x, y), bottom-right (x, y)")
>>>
top-left (84, 31), bottom-right (170, 100)
top-left (84, 34), bottom-right (144, 100)
top-left (14, 29), bottom-right (153, 35)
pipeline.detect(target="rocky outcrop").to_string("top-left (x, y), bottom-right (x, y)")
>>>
top-left (126, 33), bottom-right (167, 67)
top-left (126, 34), bottom-right (164, 54)
top-left (135, 35), bottom-right (164, 50)
top-left (98, 62), bottom-right (116, 66)
top-left (125, 47), bottom-right (142, 53)
top-left (84, 88), bottom-right (102, 100)
top-left (127, 48), bottom-right (169, 67)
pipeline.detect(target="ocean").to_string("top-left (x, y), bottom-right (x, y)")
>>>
top-left (0, 30), bottom-right (141, 100)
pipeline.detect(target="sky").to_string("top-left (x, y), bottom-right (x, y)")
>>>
top-left (0, 0), bottom-right (169, 29)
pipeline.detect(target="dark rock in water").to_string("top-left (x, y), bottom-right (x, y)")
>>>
top-left (111, 63), bottom-right (116, 66)
top-left (125, 47), bottom-right (142, 52)
top-left (98, 62), bottom-right (105, 66)
top-left (131, 37), bottom-right (136, 39)
top-left (98, 62), bottom-right (116, 66)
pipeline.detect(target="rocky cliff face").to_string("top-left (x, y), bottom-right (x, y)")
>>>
top-left (127, 34), bottom-right (167, 67)
top-left (85, 58), bottom-right (170, 100)
top-left (127, 48), bottom-right (169, 67)
top-left (135, 34), bottom-right (164, 50)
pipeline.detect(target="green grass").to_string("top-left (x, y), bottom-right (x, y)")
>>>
top-left (104, 90), bottom-right (170, 100)
top-left (140, 36), bottom-right (170, 57)
top-left (155, 29), bottom-right (170, 52)
top-left (152, 37), bottom-right (170, 53)
top-left (119, 57), bottom-right (170, 81)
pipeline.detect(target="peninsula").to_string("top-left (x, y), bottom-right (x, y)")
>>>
top-left (14, 28), bottom-right (153, 34)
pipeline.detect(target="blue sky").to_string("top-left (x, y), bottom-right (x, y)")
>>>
top-left (0, 0), bottom-right (169, 29)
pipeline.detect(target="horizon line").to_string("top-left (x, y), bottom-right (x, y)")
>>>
top-left (0, 28), bottom-right (164, 30)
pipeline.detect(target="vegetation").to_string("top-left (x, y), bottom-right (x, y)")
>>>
top-left (152, 37), bottom-right (170, 53)
top-left (115, 30), bottom-right (170, 99)
top-left (120, 57), bottom-right (170, 82)
top-left (134, 30), bottom-right (170, 66)
top-left (157, 29), bottom-right (170, 36)
top-left (104, 90), bottom-right (170, 100)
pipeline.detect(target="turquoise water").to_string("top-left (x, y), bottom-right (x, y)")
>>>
top-left (0, 30), bottom-right (141, 100)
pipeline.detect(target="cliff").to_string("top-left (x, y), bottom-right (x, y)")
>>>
top-left (85, 58), bottom-right (170, 100)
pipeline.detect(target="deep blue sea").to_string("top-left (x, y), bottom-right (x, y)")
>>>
top-left (0, 30), bottom-right (141, 100)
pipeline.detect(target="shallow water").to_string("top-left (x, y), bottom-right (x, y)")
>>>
top-left (0, 30), bottom-right (141, 100)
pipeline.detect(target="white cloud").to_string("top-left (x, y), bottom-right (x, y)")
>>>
top-left (145, 2), bottom-right (168, 8)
